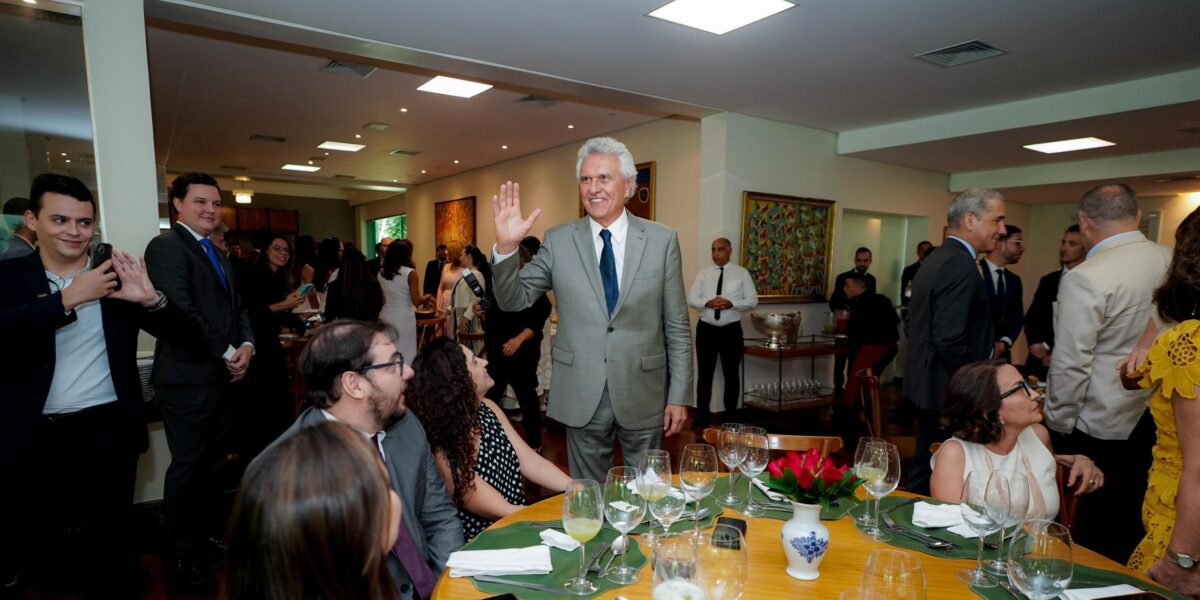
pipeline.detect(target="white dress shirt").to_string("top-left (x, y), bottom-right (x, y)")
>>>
top-left (688, 263), bottom-right (758, 326)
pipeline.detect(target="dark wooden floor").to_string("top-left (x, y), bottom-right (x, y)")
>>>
top-left (19, 383), bottom-right (910, 599)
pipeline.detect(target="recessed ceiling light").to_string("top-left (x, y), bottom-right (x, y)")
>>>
top-left (307, 160), bottom-right (314, 165)
top-left (318, 141), bottom-right (366, 152)
top-left (417, 75), bottom-right (493, 99)
top-left (421, 170), bottom-right (427, 174)
top-left (453, 160), bottom-right (460, 164)
top-left (60, 152), bottom-right (67, 156)
top-left (567, 124), bottom-right (575, 129)
top-left (22, 0), bottom-right (36, 4)
top-left (282, 164), bottom-right (321, 172)
top-left (400, 107), bottom-right (408, 113)
top-left (234, 175), bottom-right (251, 182)
top-left (649, 0), bottom-right (793, 35)
top-left (354, 134), bottom-right (362, 139)
top-left (1023, 137), bottom-right (1116, 154)
top-left (393, 179), bottom-right (398, 183)
top-left (64, 159), bottom-right (71, 163)
top-left (501, 145), bottom-right (508, 150)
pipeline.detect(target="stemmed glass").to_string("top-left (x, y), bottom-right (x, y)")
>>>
top-left (861, 549), bottom-right (927, 600)
top-left (603, 467), bottom-right (647, 584)
top-left (859, 442), bottom-right (901, 541)
top-left (650, 488), bottom-right (687, 539)
top-left (984, 470), bottom-right (1030, 576)
top-left (1007, 521), bottom-right (1073, 600)
top-left (680, 444), bottom-right (718, 539)
top-left (638, 449), bottom-right (673, 547)
top-left (716, 423), bottom-right (747, 507)
top-left (737, 427), bottom-right (770, 517)
top-left (957, 470), bottom-right (1011, 588)
top-left (652, 533), bottom-right (703, 600)
top-left (561, 479), bottom-right (603, 595)
top-left (853, 436), bottom-right (884, 527)
top-left (697, 523), bottom-right (748, 600)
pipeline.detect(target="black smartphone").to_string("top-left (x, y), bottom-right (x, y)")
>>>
top-left (91, 242), bottom-right (122, 291)
top-left (713, 516), bottom-right (747, 550)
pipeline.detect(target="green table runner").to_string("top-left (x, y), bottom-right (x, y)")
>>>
top-left (970, 563), bottom-right (1187, 600)
top-left (871, 495), bottom-right (989, 560)
top-left (464, 521), bottom-right (648, 599)
top-left (709, 473), bottom-right (862, 521)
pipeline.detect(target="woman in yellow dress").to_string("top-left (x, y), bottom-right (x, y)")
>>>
top-left (1119, 208), bottom-right (1200, 599)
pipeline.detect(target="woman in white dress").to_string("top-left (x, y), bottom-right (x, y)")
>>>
top-left (378, 240), bottom-right (433, 361)
top-left (931, 361), bottom-right (1105, 520)
top-left (447, 246), bottom-right (491, 353)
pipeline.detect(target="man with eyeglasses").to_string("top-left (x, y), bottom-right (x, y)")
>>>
top-left (982, 224), bottom-right (1025, 362)
top-left (267, 319), bottom-right (462, 600)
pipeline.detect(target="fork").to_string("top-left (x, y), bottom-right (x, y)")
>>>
top-left (880, 512), bottom-right (956, 550)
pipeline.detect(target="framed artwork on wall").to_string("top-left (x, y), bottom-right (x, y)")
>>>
top-left (434, 196), bottom-right (476, 257)
top-left (740, 191), bottom-right (836, 303)
top-left (578, 161), bottom-right (656, 220)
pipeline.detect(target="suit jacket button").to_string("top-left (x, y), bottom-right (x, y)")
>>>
top-left (607, 326), bottom-right (614, 333)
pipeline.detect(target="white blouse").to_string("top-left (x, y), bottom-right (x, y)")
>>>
top-left (932, 427), bottom-right (1060, 520)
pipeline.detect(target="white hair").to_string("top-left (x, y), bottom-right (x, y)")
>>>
top-left (575, 137), bottom-right (637, 199)
top-left (947, 188), bottom-right (1004, 228)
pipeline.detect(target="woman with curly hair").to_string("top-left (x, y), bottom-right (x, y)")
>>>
top-left (225, 420), bottom-right (401, 600)
top-left (931, 360), bottom-right (1104, 520)
top-left (407, 337), bottom-right (569, 539)
top-left (1117, 207), bottom-right (1200, 597)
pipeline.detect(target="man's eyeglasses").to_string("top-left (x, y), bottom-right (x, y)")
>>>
top-left (999, 380), bottom-right (1036, 400)
top-left (357, 354), bottom-right (405, 374)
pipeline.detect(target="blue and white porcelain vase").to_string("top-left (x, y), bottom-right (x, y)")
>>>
top-left (781, 501), bottom-right (829, 580)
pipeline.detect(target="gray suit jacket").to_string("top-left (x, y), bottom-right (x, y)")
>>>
top-left (493, 214), bottom-right (693, 429)
top-left (275, 407), bottom-right (463, 600)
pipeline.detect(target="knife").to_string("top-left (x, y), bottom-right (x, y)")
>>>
top-left (885, 497), bottom-right (921, 515)
top-left (472, 574), bottom-right (570, 595)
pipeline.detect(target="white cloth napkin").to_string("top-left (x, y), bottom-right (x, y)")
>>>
top-left (1059, 584), bottom-right (1146, 600)
top-left (446, 546), bottom-right (553, 578)
top-left (911, 502), bottom-right (985, 538)
top-left (627, 479), bottom-right (686, 499)
top-left (539, 529), bottom-right (581, 551)
top-left (751, 477), bottom-right (787, 502)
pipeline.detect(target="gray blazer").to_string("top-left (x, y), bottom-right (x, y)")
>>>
top-left (493, 214), bottom-right (693, 430)
top-left (276, 407), bottom-right (463, 600)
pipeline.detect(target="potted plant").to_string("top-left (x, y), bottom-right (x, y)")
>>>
top-left (765, 448), bottom-right (864, 580)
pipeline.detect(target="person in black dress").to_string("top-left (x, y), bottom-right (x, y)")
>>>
top-left (323, 247), bottom-right (384, 322)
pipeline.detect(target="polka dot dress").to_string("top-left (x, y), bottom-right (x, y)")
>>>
top-left (460, 404), bottom-right (525, 540)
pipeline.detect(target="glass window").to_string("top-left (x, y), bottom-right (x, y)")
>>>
top-left (368, 214), bottom-right (407, 258)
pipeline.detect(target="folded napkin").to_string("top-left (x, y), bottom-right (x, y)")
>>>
top-left (539, 529), bottom-right (581, 551)
top-left (628, 479), bottom-right (686, 499)
top-left (446, 546), bottom-right (553, 578)
top-left (911, 502), bottom-right (986, 538)
top-left (751, 477), bottom-right (787, 502)
top-left (1058, 584), bottom-right (1146, 600)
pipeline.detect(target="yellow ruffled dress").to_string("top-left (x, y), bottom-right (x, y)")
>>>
top-left (1128, 319), bottom-right (1198, 571)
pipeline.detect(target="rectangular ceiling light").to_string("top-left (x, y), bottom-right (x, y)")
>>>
top-left (281, 164), bottom-right (321, 172)
top-left (317, 141), bottom-right (366, 152)
top-left (1023, 137), bottom-right (1116, 154)
top-left (648, 0), bottom-right (794, 35)
top-left (417, 75), bottom-right (493, 98)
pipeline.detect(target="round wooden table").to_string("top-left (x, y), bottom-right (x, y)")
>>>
top-left (432, 490), bottom-right (1155, 599)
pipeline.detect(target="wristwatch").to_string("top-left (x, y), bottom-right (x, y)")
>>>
top-left (1166, 547), bottom-right (1198, 570)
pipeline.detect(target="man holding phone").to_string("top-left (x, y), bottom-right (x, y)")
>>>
top-left (0, 173), bottom-right (178, 596)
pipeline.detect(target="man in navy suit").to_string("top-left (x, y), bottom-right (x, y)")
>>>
top-left (981, 225), bottom-right (1025, 362)
top-left (0, 174), bottom-right (179, 597)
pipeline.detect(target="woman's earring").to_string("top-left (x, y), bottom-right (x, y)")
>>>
top-left (999, 415), bottom-right (1006, 426)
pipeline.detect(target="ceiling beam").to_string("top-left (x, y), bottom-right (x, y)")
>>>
top-left (948, 147), bottom-right (1200, 191)
top-left (838, 67), bottom-right (1200, 155)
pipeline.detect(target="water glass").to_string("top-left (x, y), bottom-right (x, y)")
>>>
top-left (650, 487), bottom-right (687, 537)
top-left (638, 449), bottom-right (673, 547)
top-left (716, 423), bottom-right (747, 507)
top-left (852, 436), bottom-right (884, 527)
top-left (698, 523), bottom-right (748, 600)
top-left (680, 444), bottom-right (718, 539)
top-left (603, 467), bottom-right (646, 584)
top-left (737, 426), bottom-right (770, 517)
top-left (984, 470), bottom-right (1030, 576)
top-left (652, 533), bottom-right (703, 600)
top-left (859, 441), bottom-right (900, 541)
top-left (861, 549), bottom-right (927, 600)
top-left (562, 479), bottom-right (603, 595)
top-left (1007, 521), bottom-right (1073, 600)
top-left (957, 470), bottom-right (1010, 588)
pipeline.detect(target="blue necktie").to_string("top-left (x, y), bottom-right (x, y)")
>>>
top-left (198, 238), bottom-right (229, 291)
top-left (599, 229), bottom-right (618, 316)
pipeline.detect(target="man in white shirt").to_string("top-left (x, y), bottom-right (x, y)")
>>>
top-left (1046, 183), bottom-right (1171, 562)
top-left (688, 237), bottom-right (757, 427)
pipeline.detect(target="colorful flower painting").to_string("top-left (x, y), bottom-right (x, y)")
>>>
top-left (740, 192), bottom-right (835, 302)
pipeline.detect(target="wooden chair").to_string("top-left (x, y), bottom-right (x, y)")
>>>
top-left (455, 327), bottom-right (487, 357)
top-left (702, 427), bottom-right (843, 456)
top-left (856, 368), bottom-right (916, 457)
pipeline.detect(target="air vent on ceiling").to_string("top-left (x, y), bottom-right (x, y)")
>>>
top-left (220, 165), bottom-right (249, 171)
top-left (333, 174), bottom-right (357, 179)
top-left (1151, 175), bottom-right (1200, 184)
top-left (320, 59), bottom-right (377, 79)
top-left (389, 148), bottom-right (423, 157)
top-left (514, 94), bottom-right (561, 108)
top-left (249, 134), bottom-right (286, 144)
top-left (914, 40), bottom-right (1006, 68)
top-left (363, 122), bottom-right (390, 131)
top-left (1178, 126), bottom-right (1200, 134)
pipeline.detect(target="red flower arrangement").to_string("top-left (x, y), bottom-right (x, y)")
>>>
top-left (765, 448), bottom-right (864, 508)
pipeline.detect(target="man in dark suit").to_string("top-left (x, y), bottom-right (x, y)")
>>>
top-left (829, 247), bottom-right (876, 393)
top-left (366, 236), bottom-right (393, 276)
top-left (145, 172), bottom-right (255, 590)
top-left (268, 319), bottom-right (462, 600)
top-left (904, 188), bottom-right (1006, 494)
top-left (900, 240), bottom-right (933, 305)
top-left (0, 174), bottom-right (180, 597)
top-left (981, 225), bottom-right (1025, 362)
top-left (1024, 224), bottom-right (1085, 381)
top-left (423, 243), bottom-right (448, 296)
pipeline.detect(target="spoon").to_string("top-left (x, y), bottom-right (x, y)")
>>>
top-left (601, 534), bottom-right (629, 575)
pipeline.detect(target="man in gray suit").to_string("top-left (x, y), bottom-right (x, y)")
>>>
top-left (490, 137), bottom-right (693, 482)
top-left (269, 319), bottom-right (462, 600)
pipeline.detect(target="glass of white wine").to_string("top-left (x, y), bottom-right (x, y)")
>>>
top-left (738, 426), bottom-right (770, 517)
top-left (852, 436), bottom-right (884, 527)
top-left (604, 467), bottom-right (647, 584)
top-left (639, 449), bottom-right (673, 547)
top-left (716, 423), bottom-right (746, 507)
top-left (562, 478), bottom-right (603, 595)
top-left (859, 442), bottom-right (900, 541)
top-left (680, 444), bottom-right (719, 539)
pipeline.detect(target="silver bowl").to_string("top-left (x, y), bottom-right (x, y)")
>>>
top-left (750, 310), bottom-right (802, 349)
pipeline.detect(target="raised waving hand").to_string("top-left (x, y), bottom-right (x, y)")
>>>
top-left (491, 181), bottom-right (541, 255)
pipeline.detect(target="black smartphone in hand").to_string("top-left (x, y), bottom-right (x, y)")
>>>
top-left (91, 242), bottom-right (122, 291)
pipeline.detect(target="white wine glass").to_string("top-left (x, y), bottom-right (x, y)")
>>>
top-left (698, 523), bottom-right (748, 600)
top-left (680, 444), bottom-right (718, 539)
top-left (603, 467), bottom-right (647, 584)
top-left (859, 442), bottom-right (900, 541)
top-left (562, 479), bottom-right (603, 595)
top-left (652, 533), bottom-right (703, 600)
top-left (1007, 521), bottom-right (1073, 600)
top-left (638, 449), bottom-right (673, 548)
top-left (737, 427), bottom-right (770, 517)
top-left (861, 549), bottom-right (927, 600)
top-left (957, 470), bottom-right (1010, 588)
top-left (716, 423), bottom-right (747, 507)
top-left (984, 470), bottom-right (1030, 576)
top-left (852, 436), bottom-right (884, 527)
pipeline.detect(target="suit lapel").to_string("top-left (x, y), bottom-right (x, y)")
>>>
top-left (572, 219), bottom-right (610, 318)
top-left (611, 217), bottom-right (647, 319)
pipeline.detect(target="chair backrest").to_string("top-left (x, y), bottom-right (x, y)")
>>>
top-left (701, 427), bottom-right (843, 456)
